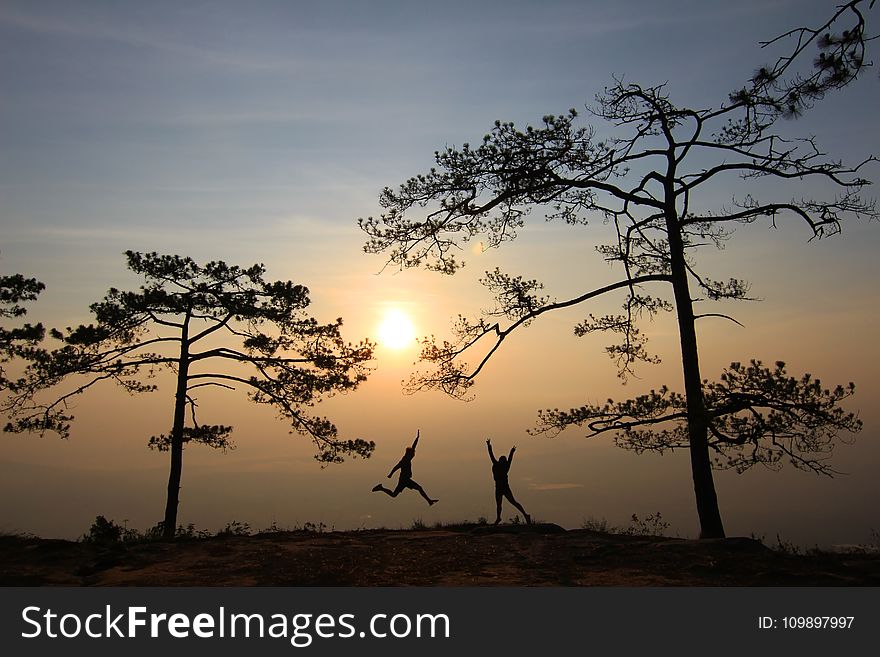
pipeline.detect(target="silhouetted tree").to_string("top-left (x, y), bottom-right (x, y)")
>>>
top-left (360, 2), bottom-right (875, 537)
top-left (0, 267), bottom-right (45, 389)
top-left (5, 251), bottom-right (374, 537)
top-left (534, 360), bottom-right (861, 476)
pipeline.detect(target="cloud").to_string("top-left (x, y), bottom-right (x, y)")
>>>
top-left (528, 482), bottom-right (584, 491)
top-left (0, 3), bottom-right (435, 78)
top-left (0, 4), bottom-right (325, 73)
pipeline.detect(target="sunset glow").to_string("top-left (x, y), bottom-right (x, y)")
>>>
top-left (0, 0), bottom-right (877, 552)
top-left (377, 309), bottom-right (416, 350)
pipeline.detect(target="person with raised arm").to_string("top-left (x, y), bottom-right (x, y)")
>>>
top-left (372, 430), bottom-right (438, 506)
top-left (487, 438), bottom-right (530, 525)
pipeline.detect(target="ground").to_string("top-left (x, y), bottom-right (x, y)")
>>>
top-left (1, 524), bottom-right (878, 586)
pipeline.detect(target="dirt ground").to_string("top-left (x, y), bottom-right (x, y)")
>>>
top-left (2, 524), bottom-right (878, 586)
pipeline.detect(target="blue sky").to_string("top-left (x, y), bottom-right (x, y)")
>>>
top-left (3, 0), bottom-right (843, 238)
top-left (3, 1), bottom-right (871, 237)
top-left (1, 0), bottom-right (879, 543)
top-left (5, 0), bottom-right (874, 306)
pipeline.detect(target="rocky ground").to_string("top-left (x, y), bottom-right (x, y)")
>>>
top-left (2, 523), bottom-right (878, 586)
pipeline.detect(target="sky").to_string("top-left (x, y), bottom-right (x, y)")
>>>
top-left (1, 0), bottom-right (878, 547)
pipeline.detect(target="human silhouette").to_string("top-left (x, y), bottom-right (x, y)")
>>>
top-left (372, 430), bottom-right (438, 506)
top-left (487, 438), bottom-right (530, 525)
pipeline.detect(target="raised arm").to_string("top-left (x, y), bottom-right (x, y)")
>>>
top-left (486, 438), bottom-right (497, 463)
top-left (508, 445), bottom-right (516, 464)
top-left (411, 429), bottom-right (420, 451)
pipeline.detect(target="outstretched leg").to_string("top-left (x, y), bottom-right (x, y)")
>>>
top-left (372, 480), bottom-right (406, 497)
top-left (409, 480), bottom-right (438, 506)
top-left (494, 489), bottom-right (503, 525)
top-left (504, 490), bottom-right (531, 524)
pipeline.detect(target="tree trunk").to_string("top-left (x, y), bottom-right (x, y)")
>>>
top-left (162, 316), bottom-right (190, 538)
top-left (665, 210), bottom-right (726, 539)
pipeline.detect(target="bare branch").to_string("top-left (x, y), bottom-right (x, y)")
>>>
top-left (693, 313), bottom-right (746, 328)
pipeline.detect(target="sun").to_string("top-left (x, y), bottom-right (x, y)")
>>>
top-left (377, 309), bottom-right (416, 350)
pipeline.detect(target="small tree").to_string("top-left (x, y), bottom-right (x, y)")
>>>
top-left (360, 2), bottom-right (875, 537)
top-left (5, 251), bottom-right (374, 537)
top-left (0, 267), bottom-right (45, 389)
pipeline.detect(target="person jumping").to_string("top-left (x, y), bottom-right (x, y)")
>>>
top-left (487, 438), bottom-right (530, 525)
top-left (372, 430), bottom-right (438, 506)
